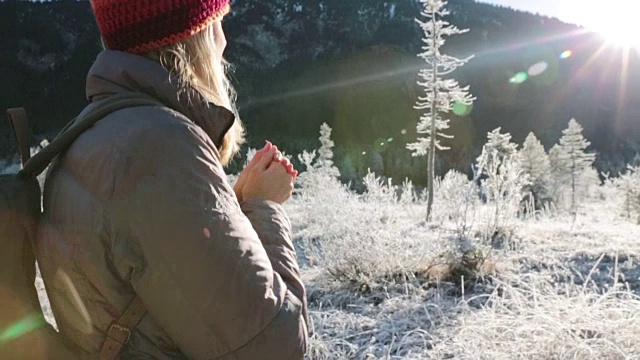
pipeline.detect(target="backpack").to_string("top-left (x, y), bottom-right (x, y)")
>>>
top-left (1, 93), bottom-right (162, 359)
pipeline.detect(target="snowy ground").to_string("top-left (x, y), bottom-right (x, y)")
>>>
top-left (35, 177), bottom-right (640, 359)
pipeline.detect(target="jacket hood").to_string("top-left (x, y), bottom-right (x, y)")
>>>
top-left (86, 50), bottom-right (235, 148)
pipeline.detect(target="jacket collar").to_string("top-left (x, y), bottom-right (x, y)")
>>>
top-left (85, 50), bottom-right (235, 148)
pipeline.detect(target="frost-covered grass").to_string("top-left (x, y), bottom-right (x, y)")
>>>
top-left (286, 176), bottom-right (640, 360)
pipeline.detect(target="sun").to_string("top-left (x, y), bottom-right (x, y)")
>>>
top-left (589, 22), bottom-right (639, 49)
top-left (559, 1), bottom-right (640, 49)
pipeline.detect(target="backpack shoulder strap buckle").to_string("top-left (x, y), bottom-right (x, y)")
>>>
top-left (99, 296), bottom-right (146, 360)
top-left (106, 323), bottom-right (132, 345)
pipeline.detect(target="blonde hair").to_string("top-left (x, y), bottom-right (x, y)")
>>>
top-left (148, 24), bottom-right (244, 166)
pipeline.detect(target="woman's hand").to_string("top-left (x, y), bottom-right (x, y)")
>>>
top-left (233, 144), bottom-right (269, 202)
top-left (234, 142), bottom-right (297, 203)
top-left (241, 146), bottom-right (295, 204)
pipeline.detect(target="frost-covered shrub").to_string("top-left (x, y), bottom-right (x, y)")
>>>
top-left (432, 170), bottom-right (479, 238)
top-left (289, 166), bottom-right (450, 286)
top-left (296, 123), bottom-right (342, 198)
top-left (399, 178), bottom-right (417, 205)
top-left (476, 128), bottom-right (529, 241)
top-left (289, 181), bottom-right (445, 285)
top-left (0, 160), bottom-right (21, 176)
top-left (362, 169), bottom-right (396, 204)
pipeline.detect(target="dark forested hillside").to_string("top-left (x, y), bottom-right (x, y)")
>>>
top-left (1, 0), bottom-right (638, 182)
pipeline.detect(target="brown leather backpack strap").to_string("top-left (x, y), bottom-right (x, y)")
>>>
top-left (99, 296), bottom-right (146, 360)
top-left (6, 108), bottom-right (32, 166)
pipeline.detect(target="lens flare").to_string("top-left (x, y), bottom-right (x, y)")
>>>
top-left (0, 313), bottom-right (46, 342)
top-left (560, 50), bottom-right (573, 59)
top-left (528, 61), bottom-right (548, 77)
top-left (452, 102), bottom-right (473, 116)
top-left (509, 72), bottom-right (528, 84)
top-left (374, 138), bottom-right (388, 152)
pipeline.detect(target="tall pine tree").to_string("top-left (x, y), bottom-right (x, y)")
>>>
top-left (555, 119), bottom-right (596, 215)
top-left (406, 0), bottom-right (474, 221)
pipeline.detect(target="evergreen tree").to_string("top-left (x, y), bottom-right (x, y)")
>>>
top-left (519, 132), bottom-right (551, 209)
top-left (554, 119), bottom-right (596, 215)
top-left (406, 0), bottom-right (474, 222)
top-left (315, 123), bottom-right (340, 178)
top-left (613, 165), bottom-right (640, 223)
top-left (297, 123), bottom-right (341, 194)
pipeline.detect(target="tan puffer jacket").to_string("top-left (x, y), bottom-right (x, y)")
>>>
top-left (35, 50), bottom-right (308, 360)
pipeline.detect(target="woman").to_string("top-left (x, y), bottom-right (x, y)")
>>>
top-left (35, 0), bottom-right (308, 359)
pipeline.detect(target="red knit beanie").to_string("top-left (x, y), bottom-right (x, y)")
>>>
top-left (91, 0), bottom-right (231, 55)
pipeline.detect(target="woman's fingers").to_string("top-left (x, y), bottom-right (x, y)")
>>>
top-left (255, 147), bottom-right (276, 172)
top-left (268, 153), bottom-right (297, 174)
top-left (271, 159), bottom-right (297, 176)
top-left (286, 163), bottom-right (294, 173)
top-left (250, 143), bottom-right (298, 179)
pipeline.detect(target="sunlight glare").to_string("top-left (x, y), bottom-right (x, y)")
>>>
top-left (560, 1), bottom-right (640, 49)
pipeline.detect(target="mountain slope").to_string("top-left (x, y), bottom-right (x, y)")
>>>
top-left (0, 0), bottom-right (637, 179)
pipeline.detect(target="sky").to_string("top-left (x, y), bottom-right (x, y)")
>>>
top-left (479, 0), bottom-right (637, 26)
top-left (478, 0), bottom-right (638, 45)
top-left (478, 0), bottom-right (612, 26)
